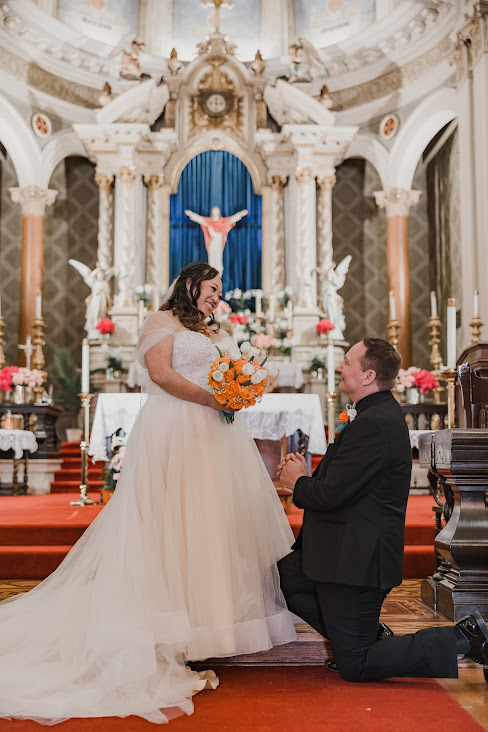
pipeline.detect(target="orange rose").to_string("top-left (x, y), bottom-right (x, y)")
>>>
top-left (224, 369), bottom-right (237, 382)
top-left (225, 382), bottom-right (240, 398)
top-left (232, 359), bottom-right (245, 371)
top-left (237, 374), bottom-right (248, 384)
top-left (214, 392), bottom-right (228, 405)
top-left (338, 411), bottom-right (349, 423)
top-left (254, 383), bottom-right (266, 397)
top-left (227, 396), bottom-right (243, 410)
top-left (239, 386), bottom-right (254, 401)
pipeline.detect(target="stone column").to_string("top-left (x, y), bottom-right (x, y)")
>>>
top-left (316, 175), bottom-right (336, 310)
top-left (144, 174), bottom-right (164, 303)
top-left (269, 176), bottom-right (288, 295)
top-left (9, 186), bottom-right (57, 356)
top-left (294, 168), bottom-right (317, 309)
top-left (114, 166), bottom-right (137, 307)
top-left (374, 188), bottom-right (421, 367)
top-left (94, 173), bottom-right (114, 271)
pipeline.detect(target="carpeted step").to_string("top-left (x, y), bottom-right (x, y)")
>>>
top-left (403, 544), bottom-right (436, 578)
top-left (51, 480), bottom-right (104, 493)
top-left (0, 545), bottom-right (72, 579)
top-left (54, 469), bottom-right (105, 481)
top-left (0, 523), bottom-right (89, 546)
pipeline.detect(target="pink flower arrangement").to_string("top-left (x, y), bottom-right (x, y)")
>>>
top-left (395, 367), bottom-right (420, 393)
top-left (96, 317), bottom-right (115, 334)
top-left (413, 369), bottom-right (440, 394)
top-left (251, 333), bottom-right (276, 350)
top-left (316, 319), bottom-right (334, 335)
top-left (0, 366), bottom-right (19, 392)
top-left (12, 367), bottom-right (44, 392)
top-left (230, 314), bottom-right (247, 325)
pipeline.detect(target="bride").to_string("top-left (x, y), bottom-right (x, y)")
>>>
top-left (0, 261), bottom-right (296, 725)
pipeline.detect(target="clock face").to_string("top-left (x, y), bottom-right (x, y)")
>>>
top-left (204, 92), bottom-right (228, 117)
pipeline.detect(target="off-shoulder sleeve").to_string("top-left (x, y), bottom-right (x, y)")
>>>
top-left (137, 311), bottom-right (177, 367)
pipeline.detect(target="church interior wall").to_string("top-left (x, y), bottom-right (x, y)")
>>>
top-left (408, 161), bottom-right (430, 368)
top-left (0, 154), bottom-right (21, 367)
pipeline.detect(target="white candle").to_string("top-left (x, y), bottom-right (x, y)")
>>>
top-left (81, 338), bottom-right (90, 393)
top-left (35, 292), bottom-right (42, 319)
top-left (327, 338), bottom-right (335, 394)
top-left (447, 297), bottom-right (456, 369)
top-left (255, 291), bottom-right (263, 318)
top-left (473, 290), bottom-right (479, 319)
top-left (430, 291), bottom-right (437, 318)
top-left (388, 291), bottom-right (396, 321)
top-left (138, 299), bottom-right (145, 328)
top-left (268, 294), bottom-right (275, 323)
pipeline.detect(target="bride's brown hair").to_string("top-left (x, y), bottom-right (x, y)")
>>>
top-left (160, 261), bottom-right (221, 334)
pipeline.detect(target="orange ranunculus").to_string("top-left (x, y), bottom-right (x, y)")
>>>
top-left (338, 411), bottom-right (349, 423)
top-left (214, 392), bottom-right (228, 405)
top-left (239, 386), bottom-right (254, 401)
top-left (225, 382), bottom-right (240, 398)
top-left (224, 369), bottom-right (237, 382)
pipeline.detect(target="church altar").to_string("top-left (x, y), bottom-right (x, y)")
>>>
top-left (88, 393), bottom-right (326, 463)
top-left (0, 428), bottom-right (38, 495)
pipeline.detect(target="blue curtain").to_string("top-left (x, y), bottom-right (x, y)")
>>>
top-left (170, 151), bottom-right (262, 292)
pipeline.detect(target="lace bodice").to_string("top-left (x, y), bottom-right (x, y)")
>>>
top-left (146, 330), bottom-right (236, 396)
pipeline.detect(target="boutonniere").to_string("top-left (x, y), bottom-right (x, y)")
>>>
top-left (338, 404), bottom-right (357, 424)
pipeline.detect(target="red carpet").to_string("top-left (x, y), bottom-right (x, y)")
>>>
top-left (0, 666), bottom-right (482, 731)
top-left (0, 493), bottom-right (436, 580)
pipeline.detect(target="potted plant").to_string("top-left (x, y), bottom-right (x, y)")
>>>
top-left (53, 347), bottom-right (82, 441)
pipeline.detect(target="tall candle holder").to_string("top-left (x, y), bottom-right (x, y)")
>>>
top-left (443, 368), bottom-right (457, 429)
top-left (469, 315), bottom-right (483, 344)
top-left (387, 317), bottom-right (400, 352)
top-left (0, 312), bottom-right (6, 370)
top-left (31, 315), bottom-right (47, 403)
top-left (427, 314), bottom-right (444, 404)
top-left (327, 392), bottom-right (337, 445)
top-left (70, 392), bottom-right (98, 506)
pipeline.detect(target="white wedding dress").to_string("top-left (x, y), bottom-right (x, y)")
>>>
top-left (0, 311), bottom-right (296, 725)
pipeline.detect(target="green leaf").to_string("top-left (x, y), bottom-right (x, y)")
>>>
top-left (260, 356), bottom-right (268, 367)
top-left (234, 370), bottom-right (238, 380)
top-left (216, 346), bottom-right (223, 357)
top-left (243, 380), bottom-right (252, 386)
top-left (229, 361), bottom-right (234, 368)
top-left (249, 356), bottom-right (254, 362)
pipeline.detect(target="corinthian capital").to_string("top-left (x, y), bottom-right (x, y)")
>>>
top-left (9, 186), bottom-right (57, 216)
top-left (316, 175), bottom-right (336, 193)
top-left (374, 189), bottom-right (421, 216)
top-left (295, 168), bottom-right (312, 185)
top-left (118, 167), bottom-right (137, 185)
top-left (269, 175), bottom-right (288, 193)
top-left (94, 173), bottom-right (114, 192)
top-left (144, 174), bottom-right (165, 191)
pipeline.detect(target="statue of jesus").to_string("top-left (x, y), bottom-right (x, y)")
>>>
top-left (184, 206), bottom-right (248, 273)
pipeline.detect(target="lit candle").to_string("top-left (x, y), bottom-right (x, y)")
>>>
top-left (255, 291), bottom-right (263, 318)
top-left (388, 291), bottom-right (396, 321)
top-left (35, 292), bottom-right (42, 319)
top-left (447, 297), bottom-right (456, 369)
top-left (327, 337), bottom-right (335, 394)
top-left (138, 299), bottom-right (145, 329)
top-left (430, 291), bottom-right (437, 318)
top-left (268, 294), bottom-right (275, 323)
top-left (81, 338), bottom-right (90, 393)
top-left (473, 290), bottom-right (479, 319)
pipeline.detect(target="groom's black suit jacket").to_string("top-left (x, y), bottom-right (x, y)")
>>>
top-left (293, 390), bottom-right (412, 589)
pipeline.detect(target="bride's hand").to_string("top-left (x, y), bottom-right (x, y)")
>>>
top-left (206, 394), bottom-right (238, 413)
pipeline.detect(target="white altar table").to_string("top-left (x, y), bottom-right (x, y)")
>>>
top-left (88, 393), bottom-right (326, 462)
top-left (0, 428), bottom-right (38, 495)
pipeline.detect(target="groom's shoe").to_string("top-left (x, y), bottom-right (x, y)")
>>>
top-left (327, 623), bottom-right (394, 673)
top-left (455, 611), bottom-right (488, 664)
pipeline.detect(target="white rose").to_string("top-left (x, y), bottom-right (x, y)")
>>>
top-left (242, 362), bottom-right (255, 376)
top-left (229, 347), bottom-right (241, 361)
top-left (247, 346), bottom-right (260, 358)
top-left (251, 371), bottom-right (266, 384)
top-left (234, 288), bottom-right (242, 298)
top-left (218, 362), bottom-right (229, 372)
top-left (268, 367), bottom-right (278, 378)
top-left (256, 369), bottom-right (267, 382)
top-left (240, 341), bottom-right (251, 354)
top-left (212, 370), bottom-right (224, 382)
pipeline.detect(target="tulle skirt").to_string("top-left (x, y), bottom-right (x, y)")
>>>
top-left (0, 392), bottom-right (296, 724)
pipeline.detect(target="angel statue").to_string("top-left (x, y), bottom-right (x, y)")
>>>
top-left (184, 206), bottom-right (248, 274)
top-left (287, 38), bottom-right (325, 83)
top-left (320, 255), bottom-right (352, 341)
top-left (109, 33), bottom-right (145, 80)
top-left (69, 260), bottom-right (116, 338)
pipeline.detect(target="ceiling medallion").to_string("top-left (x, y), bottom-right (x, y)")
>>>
top-left (379, 113), bottom-right (400, 140)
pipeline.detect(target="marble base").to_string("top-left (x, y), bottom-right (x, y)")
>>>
top-left (0, 458), bottom-right (63, 494)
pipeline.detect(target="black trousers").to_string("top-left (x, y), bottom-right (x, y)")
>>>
top-left (278, 549), bottom-right (458, 681)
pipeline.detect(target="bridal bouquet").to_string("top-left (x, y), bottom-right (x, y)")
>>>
top-left (208, 341), bottom-right (274, 423)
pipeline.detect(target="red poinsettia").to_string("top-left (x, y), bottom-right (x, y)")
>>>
top-left (230, 314), bottom-right (248, 325)
top-left (413, 369), bottom-right (440, 394)
top-left (96, 317), bottom-right (115, 334)
top-left (316, 319), bottom-right (334, 335)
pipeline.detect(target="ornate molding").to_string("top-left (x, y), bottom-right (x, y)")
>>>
top-left (316, 175), bottom-right (337, 193)
top-left (269, 175), bottom-right (288, 192)
top-left (118, 167), bottom-right (137, 185)
top-left (9, 186), bottom-right (57, 216)
top-left (295, 168), bottom-right (313, 186)
top-left (94, 173), bottom-right (114, 193)
top-left (143, 174), bottom-right (165, 191)
top-left (374, 189), bottom-right (421, 217)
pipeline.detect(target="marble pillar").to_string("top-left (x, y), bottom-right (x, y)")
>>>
top-left (293, 168), bottom-right (317, 309)
top-left (269, 176), bottom-right (287, 296)
top-left (114, 166), bottom-right (137, 307)
top-left (94, 173), bottom-right (114, 272)
top-left (144, 174), bottom-right (164, 304)
top-left (316, 175), bottom-right (336, 312)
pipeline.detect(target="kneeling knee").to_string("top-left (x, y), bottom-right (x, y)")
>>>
top-left (336, 660), bottom-right (363, 683)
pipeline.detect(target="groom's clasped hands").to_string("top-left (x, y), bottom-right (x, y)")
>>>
top-left (277, 452), bottom-right (309, 490)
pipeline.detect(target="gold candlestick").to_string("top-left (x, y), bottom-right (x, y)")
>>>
top-left (70, 392), bottom-right (98, 506)
top-left (443, 368), bottom-right (457, 429)
top-left (428, 314), bottom-right (444, 404)
top-left (327, 392), bottom-right (337, 445)
top-left (0, 313), bottom-right (6, 370)
top-left (387, 317), bottom-right (400, 352)
top-left (469, 315), bottom-right (483, 344)
top-left (31, 315), bottom-right (47, 403)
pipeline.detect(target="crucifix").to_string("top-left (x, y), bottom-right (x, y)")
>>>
top-left (18, 335), bottom-right (34, 369)
top-left (201, 0), bottom-right (234, 33)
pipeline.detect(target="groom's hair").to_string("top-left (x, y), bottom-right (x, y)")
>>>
top-left (361, 337), bottom-right (401, 390)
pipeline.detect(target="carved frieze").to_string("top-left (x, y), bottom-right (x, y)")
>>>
top-left (190, 60), bottom-right (243, 137)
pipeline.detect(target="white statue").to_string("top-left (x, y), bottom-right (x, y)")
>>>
top-left (109, 33), bottom-right (145, 80)
top-left (69, 260), bottom-right (116, 338)
top-left (320, 255), bottom-right (352, 341)
top-left (287, 38), bottom-right (324, 83)
top-left (184, 206), bottom-right (248, 273)
top-left (18, 335), bottom-right (34, 369)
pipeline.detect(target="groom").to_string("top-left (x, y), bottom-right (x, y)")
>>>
top-left (278, 337), bottom-right (488, 681)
